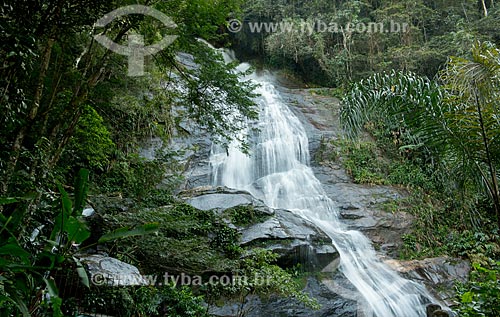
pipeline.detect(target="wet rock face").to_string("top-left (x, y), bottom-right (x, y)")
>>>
top-left (175, 85), bottom-right (414, 258)
top-left (210, 277), bottom-right (358, 317)
top-left (280, 87), bottom-right (414, 256)
top-left (427, 304), bottom-right (452, 317)
top-left (386, 257), bottom-right (471, 306)
top-left (240, 208), bottom-right (338, 271)
top-left (172, 128), bottom-right (213, 189)
top-left (183, 188), bottom-right (351, 316)
top-left (274, 87), bottom-right (469, 312)
top-left (177, 84), bottom-right (468, 315)
top-left (183, 187), bottom-right (339, 272)
top-left (325, 183), bottom-right (413, 257)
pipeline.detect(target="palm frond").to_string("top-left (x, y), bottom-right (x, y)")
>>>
top-left (341, 42), bottom-right (500, 225)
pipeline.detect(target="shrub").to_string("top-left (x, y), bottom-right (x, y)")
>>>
top-left (64, 105), bottom-right (115, 171)
top-left (457, 263), bottom-right (500, 317)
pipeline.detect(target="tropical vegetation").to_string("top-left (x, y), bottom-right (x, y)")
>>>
top-left (1, 0), bottom-right (500, 316)
top-left (340, 40), bottom-right (500, 317)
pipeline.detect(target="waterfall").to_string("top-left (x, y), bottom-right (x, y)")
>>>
top-left (209, 55), bottom-right (436, 316)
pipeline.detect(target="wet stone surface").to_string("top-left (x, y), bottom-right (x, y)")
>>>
top-left (169, 81), bottom-right (468, 316)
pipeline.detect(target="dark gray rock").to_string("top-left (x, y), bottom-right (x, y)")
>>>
top-left (138, 137), bottom-right (164, 160)
top-left (241, 208), bottom-right (338, 271)
top-left (318, 182), bottom-right (412, 257)
top-left (240, 209), bottom-right (323, 243)
top-left (426, 304), bottom-right (451, 317)
top-left (276, 87), bottom-right (340, 162)
top-left (426, 304), bottom-right (442, 316)
top-left (183, 187), bottom-right (338, 272)
top-left (183, 186), bottom-right (273, 215)
top-left (138, 106), bottom-right (214, 191)
top-left (80, 254), bottom-right (147, 286)
top-left (386, 257), bottom-right (471, 306)
top-left (432, 311), bottom-right (452, 317)
top-left (209, 277), bottom-right (358, 317)
top-left (426, 304), bottom-right (452, 317)
top-left (170, 129), bottom-right (213, 189)
top-left (176, 52), bottom-right (200, 70)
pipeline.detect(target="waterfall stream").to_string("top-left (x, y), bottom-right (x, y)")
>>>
top-left (209, 60), bottom-right (436, 316)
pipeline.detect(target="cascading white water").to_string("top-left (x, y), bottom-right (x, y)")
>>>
top-left (210, 57), bottom-right (437, 316)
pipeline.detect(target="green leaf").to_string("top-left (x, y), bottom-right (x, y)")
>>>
top-left (73, 257), bottom-right (90, 288)
top-left (462, 291), bottom-right (474, 303)
top-left (51, 184), bottom-right (72, 241)
top-left (9, 293), bottom-right (30, 317)
top-left (51, 297), bottom-right (64, 317)
top-left (58, 184), bottom-right (72, 217)
top-left (43, 277), bottom-right (64, 317)
top-left (65, 217), bottom-right (91, 244)
top-left (0, 197), bottom-right (18, 205)
top-left (43, 277), bottom-right (59, 297)
top-left (98, 223), bottom-right (159, 243)
top-left (74, 168), bottom-right (89, 215)
top-left (0, 192), bottom-right (38, 205)
top-left (0, 239), bottom-right (30, 264)
top-left (0, 205), bottom-right (28, 237)
top-left (398, 143), bottom-right (424, 151)
top-left (0, 193), bottom-right (36, 206)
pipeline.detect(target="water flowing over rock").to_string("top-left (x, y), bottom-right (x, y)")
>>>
top-left (183, 187), bottom-right (339, 271)
top-left (209, 57), bottom-right (441, 316)
top-left (279, 87), bottom-right (415, 256)
top-left (386, 257), bottom-right (471, 307)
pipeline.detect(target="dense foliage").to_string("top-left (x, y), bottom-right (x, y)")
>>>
top-left (0, 0), bottom-right (261, 315)
top-left (0, 0), bottom-right (257, 196)
top-left (457, 263), bottom-right (500, 317)
top-left (2, 0), bottom-right (500, 316)
top-left (235, 0), bottom-right (499, 86)
top-left (342, 42), bottom-right (500, 228)
top-left (341, 41), bottom-right (500, 316)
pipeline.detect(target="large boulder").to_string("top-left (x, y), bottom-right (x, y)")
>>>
top-left (183, 187), bottom-right (339, 272)
top-left (80, 254), bottom-right (147, 286)
top-left (239, 208), bottom-right (338, 271)
top-left (185, 186), bottom-right (273, 215)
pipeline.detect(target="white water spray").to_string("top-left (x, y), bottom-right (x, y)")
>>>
top-left (210, 56), bottom-right (436, 316)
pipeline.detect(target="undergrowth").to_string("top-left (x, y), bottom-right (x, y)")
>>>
top-left (315, 136), bottom-right (500, 262)
top-left (316, 131), bottom-right (500, 315)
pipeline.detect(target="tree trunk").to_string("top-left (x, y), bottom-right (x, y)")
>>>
top-left (481, 0), bottom-right (489, 16)
top-left (474, 86), bottom-right (500, 227)
top-left (47, 110), bottom-right (82, 170)
top-left (2, 38), bottom-right (55, 193)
